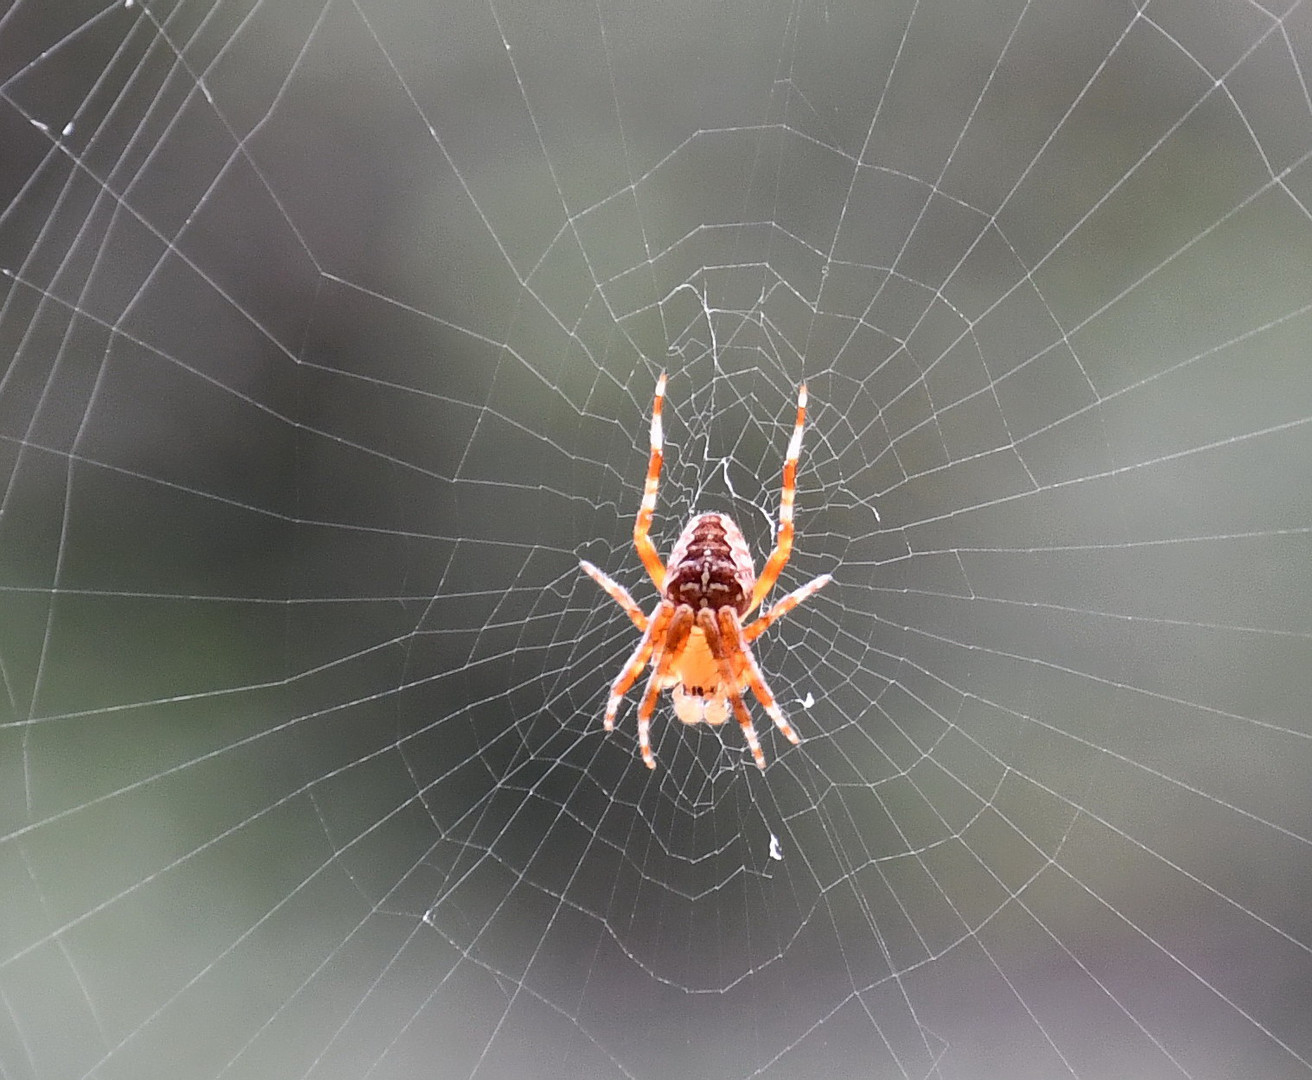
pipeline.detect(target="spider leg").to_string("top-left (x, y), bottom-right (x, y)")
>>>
top-left (579, 559), bottom-right (648, 631)
top-left (633, 373), bottom-right (668, 591)
top-left (697, 608), bottom-right (768, 771)
top-left (719, 607), bottom-right (802, 750)
top-left (604, 602), bottom-right (672, 730)
top-left (743, 573), bottom-right (831, 642)
top-left (634, 605), bottom-right (693, 768)
top-left (748, 382), bottom-right (809, 613)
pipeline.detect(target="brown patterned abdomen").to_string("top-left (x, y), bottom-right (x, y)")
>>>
top-left (664, 513), bottom-right (755, 614)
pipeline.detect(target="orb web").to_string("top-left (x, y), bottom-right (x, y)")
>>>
top-left (1, 2), bottom-right (1310, 1078)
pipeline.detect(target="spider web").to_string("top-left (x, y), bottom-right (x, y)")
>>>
top-left (1, 0), bottom-right (1310, 1077)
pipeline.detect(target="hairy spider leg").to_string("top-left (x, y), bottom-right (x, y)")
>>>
top-left (749, 383), bottom-right (809, 613)
top-left (719, 607), bottom-right (801, 750)
top-left (604, 602), bottom-right (673, 729)
top-left (635, 605), bottom-right (693, 767)
top-left (579, 559), bottom-right (648, 631)
top-left (696, 608), bottom-right (767, 769)
top-left (633, 372), bottom-right (668, 591)
top-left (744, 573), bottom-right (832, 642)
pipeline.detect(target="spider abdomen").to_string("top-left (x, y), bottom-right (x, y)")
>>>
top-left (664, 512), bottom-right (756, 614)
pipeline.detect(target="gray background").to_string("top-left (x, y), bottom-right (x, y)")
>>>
top-left (1, 1), bottom-right (1310, 1078)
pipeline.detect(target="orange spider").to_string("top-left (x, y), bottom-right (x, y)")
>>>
top-left (580, 373), bottom-right (831, 771)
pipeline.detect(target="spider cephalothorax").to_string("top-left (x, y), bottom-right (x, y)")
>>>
top-left (580, 374), bottom-right (831, 770)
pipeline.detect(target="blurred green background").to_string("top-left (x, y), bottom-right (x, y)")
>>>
top-left (1, 1), bottom-right (1310, 1078)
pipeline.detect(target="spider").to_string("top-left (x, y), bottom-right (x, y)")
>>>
top-left (580, 373), bottom-right (831, 771)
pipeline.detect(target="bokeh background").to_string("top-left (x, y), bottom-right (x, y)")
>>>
top-left (1, 1), bottom-right (1310, 1078)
